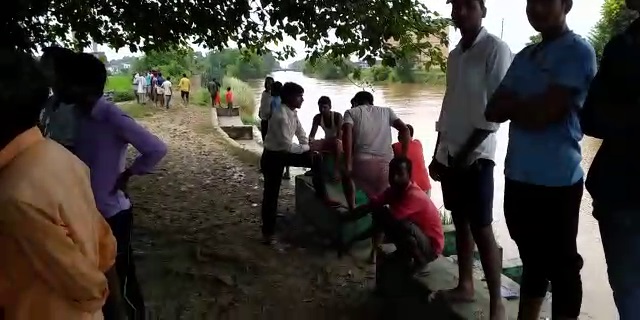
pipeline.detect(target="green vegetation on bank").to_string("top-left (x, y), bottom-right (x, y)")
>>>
top-left (302, 57), bottom-right (355, 80)
top-left (192, 76), bottom-right (257, 124)
top-left (356, 66), bottom-right (445, 87)
top-left (203, 49), bottom-right (278, 82)
top-left (589, 0), bottom-right (638, 60)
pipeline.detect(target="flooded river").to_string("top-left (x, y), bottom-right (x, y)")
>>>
top-left (249, 71), bottom-right (614, 319)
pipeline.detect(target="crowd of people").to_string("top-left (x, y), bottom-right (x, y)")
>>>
top-left (131, 71), bottom-right (192, 109)
top-left (255, 0), bottom-right (640, 319)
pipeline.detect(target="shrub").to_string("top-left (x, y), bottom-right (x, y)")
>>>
top-left (192, 88), bottom-right (211, 107)
top-left (221, 76), bottom-right (257, 124)
top-left (112, 90), bottom-right (136, 102)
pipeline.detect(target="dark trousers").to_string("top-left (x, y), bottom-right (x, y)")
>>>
top-left (372, 207), bottom-right (436, 265)
top-left (260, 120), bottom-right (268, 141)
top-left (103, 209), bottom-right (146, 320)
top-left (260, 149), bottom-right (327, 237)
top-left (504, 179), bottom-right (584, 318)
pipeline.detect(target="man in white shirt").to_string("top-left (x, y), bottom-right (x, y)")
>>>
top-left (261, 82), bottom-right (338, 247)
top-left (429, 0), bottom-right (512, 319)
top-left (162, 77), bottom-right (173, 109)
top-left (136, 73), bottom-right (146, 104)
top-left (342, 91), bottom-right (411, 263)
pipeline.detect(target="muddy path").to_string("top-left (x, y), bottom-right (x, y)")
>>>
top-left (126, 106), bottom-right (375, 319)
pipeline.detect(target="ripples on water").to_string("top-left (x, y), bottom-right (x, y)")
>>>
top-left (248, 71), bottom-right (614, 318)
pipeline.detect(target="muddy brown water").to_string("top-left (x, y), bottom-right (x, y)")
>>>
top-left (249, 71), bottom-right (615, 319)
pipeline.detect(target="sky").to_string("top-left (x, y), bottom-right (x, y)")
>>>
top-left (98, 0), bottom-right (605, 65)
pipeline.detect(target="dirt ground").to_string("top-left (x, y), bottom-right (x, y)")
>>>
top-left (126, 106), bottom-right (377, 319)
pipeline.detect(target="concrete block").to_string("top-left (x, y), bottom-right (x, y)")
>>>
top-left (442, 224), bottom-right (457, 257)
top-left (295, 175), bottom-right (372, 250)
top-left (220, 125), bottom-right (253, 140)
top-left (216, 107), bottom-right (240, 117)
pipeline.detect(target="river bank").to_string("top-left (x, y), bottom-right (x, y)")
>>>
top-left (124, 105), bottom-right (379, 318)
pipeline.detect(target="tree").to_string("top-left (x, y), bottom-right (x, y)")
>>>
top-left (202, 49), bottom-right (274, 81)
top-left (8, 0), bottom-right (450, 69)
top-left (527, 34), bottom-right (542, 46)
top-left (132, 47), bottom-right (202, 79)
top-left (589, 0), bottom-right (639, 60)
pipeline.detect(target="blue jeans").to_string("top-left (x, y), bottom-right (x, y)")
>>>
top-left (594, 204), bottom-right (640, 320)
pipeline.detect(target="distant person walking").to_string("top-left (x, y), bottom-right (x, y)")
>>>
top-left (136, 73), bottom-right (146, 104)
top-left (225, 87), bottom-right (233, 109)
top-left (207, 78), bottom-right (221, 108)
top-left (145, 72), bottom-right (152, 101)
top-left (162, 77), bottom-right (173, 109)
top-left (132, 73), bottom-right (138, 103)
top-left (179, 73), bottom-right (191, 105)
top-left (259, 76), bottom-right (275, 140)
top-left (155, 73), bottom-right (165, 108)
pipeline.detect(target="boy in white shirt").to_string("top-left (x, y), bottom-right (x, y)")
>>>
top-left (161, 77), bottom-right (173, 109)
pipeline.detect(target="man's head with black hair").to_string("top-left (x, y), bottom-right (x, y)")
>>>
top-left (264, 76), bottom-right (274, 91)
top-left (271, 81), bottom-right (283, 97)
top-left (0, 50), bottom-right (50, 148)
top-left (183, 73), bottom-right (187, 77)
top-left (40, 46), bottom-right (75, 89)
top-left (318, 96), bottom-right (332, 114)
top-left (527, 0), bottom-right (572, 34)
top-left (166, 77), bottom-right (171, 81)
top-left (57, 53), bottom-right (107, 112)
top-left (352, 91), bottom-right (374, 107)
top-left (388, 156), bottom-right (413, 194)
top-left (449, 0), bottom-right (486, 33)
top-left (398, 124), bottom-right (415, 141)
top-left (280, 82), bottom-right (305, 109)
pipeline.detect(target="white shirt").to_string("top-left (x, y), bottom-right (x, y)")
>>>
top-left (343, 105), bottom-right (399, 160)
top-left (162, 80), bottom-right (172, 95)
top-left (264, 105), bottom-right (309, 154)
top-left (258, 91), bottom-right (272, 120)
top-left (136, 75), bottom-right (146, 93)
top-left (436, 28), bottom-right (512, 166)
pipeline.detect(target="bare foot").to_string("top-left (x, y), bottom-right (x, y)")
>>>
top-left (438, 286), bottom-right (476, 303)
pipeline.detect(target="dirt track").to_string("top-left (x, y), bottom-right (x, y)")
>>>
top-left (127, 106), bottom-right (374, 319)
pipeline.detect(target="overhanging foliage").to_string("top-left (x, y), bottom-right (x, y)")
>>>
top-left (7, 0), bottom-right (450, 68)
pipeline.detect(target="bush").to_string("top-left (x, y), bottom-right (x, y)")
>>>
top-left (106, 75), bottom-right (133, 92)
top-left (192, 88), bottom-right (211, 107)
top-left (111, 90), bottom-right (136, 102)
top-left (221, 76), bottom-right (257, 124)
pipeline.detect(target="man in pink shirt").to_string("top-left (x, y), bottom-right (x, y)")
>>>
top-left (344, 157), bottom-right (444, 272)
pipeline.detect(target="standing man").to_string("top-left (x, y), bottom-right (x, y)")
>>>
top-left (341, 91), bottom-right (411, 263)
top-left (258, 76), bottom-right (274, 141)
top-left (179, 73), bottom-right (191, 105)
top-left (429, 0), bottom-right (512, 318)
top-left (0, 49), bottom-right (118, 320)
top-left (392, 124), bottom-right (431, 197)
top-left (207, 78), bottom-right (220, 108)
top-left (162, 76), bottom-right (173, 109)
top-left (485, 0), bottom-right (597, 318)
top-left (136, 73), bottom-right (146, 104)
top-left (145, 71), bottom-right (152, 102)
top-left (59, 53), bottom-right (168, 320)
top-left (309, 96), bottom-right (343, 180)
top-left (261, 82), bottom-right (338, 248)
top-left (580, 1), bottom-right (640, 318)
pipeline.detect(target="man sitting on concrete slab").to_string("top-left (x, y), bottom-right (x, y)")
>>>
top-left (261, 82), bottom-right (340, 248)
top-left (309, 96), bottom-right (343, 180)
top-left (343, 157), bottom-right (444, 273)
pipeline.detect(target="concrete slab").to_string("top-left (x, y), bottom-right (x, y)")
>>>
top-left (217, 115), bottom-right (253, 140)
top-left (216, 107), bottom-right (240, 117)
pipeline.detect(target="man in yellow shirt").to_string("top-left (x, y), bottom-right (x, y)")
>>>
top-left (178, 73), bottom-right (191, 105)
top-left (0, 50), bottom-right (119, 320)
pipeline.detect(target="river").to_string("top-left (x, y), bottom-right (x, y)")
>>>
top-left (249, 71), bottom-right (614, 319)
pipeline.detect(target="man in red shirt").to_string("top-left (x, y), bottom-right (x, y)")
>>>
top-left (392, 124), bottom-right (431, 196)
top-left (344, 157), bottom-right (443, 271)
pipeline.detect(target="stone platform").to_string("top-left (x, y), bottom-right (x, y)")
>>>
top-left (215, 106), bottom-right (240, 117)
top-left (295, 175), bottom-right (371, 255)
top-left (217, 112), bottom-right (253, 140)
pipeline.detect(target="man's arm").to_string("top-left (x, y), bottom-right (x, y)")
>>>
top-left (289, 115), bottom-right (310, 154)
top-left (581, 41), bottom-right (638, 139)
top-left (258, 91), bottom-right (271, 120)
top-left (335, 112), bottom-right (343, 138)
top-left (2, 200), bottom-right (109, 313)
top-left (309, 114), bottom-right (320, 141)
top-left (389, 108), bottom-right (410, 156)
top-left (110, 108), bottom-right (167, 175)
top-left (342, 110), bottom-right (355, 173)
top-left (454, 41), bottom-right (511, 165)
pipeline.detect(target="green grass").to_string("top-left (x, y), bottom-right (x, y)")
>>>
top-left (106, 75), bottom-right (133, 92)
top-left (194, 76), bottom-right (258, 125)
top-left (118, 102), bottom-right (156, 119)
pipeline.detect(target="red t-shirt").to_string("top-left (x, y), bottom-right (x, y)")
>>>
top-left (225, 91), bottom-right (233, 103)
top-left (392, 139), bottom-right (431, 192)
top-left (370, 183), bottom-right (444, 255)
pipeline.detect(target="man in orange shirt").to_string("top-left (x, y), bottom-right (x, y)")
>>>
top-left (225, 86), bottom-right (233, 109)
top-left (392, 124), bottom-right (431, 197)
top-left (0, 50), bottom-right (119, 320)
top-left (344, 157), bottom-right (443, 271)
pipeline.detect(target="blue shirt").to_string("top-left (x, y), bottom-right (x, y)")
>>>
top-left (270, 96), bottom-right (282, 114)
top-left (502, 31), bottom-right (597, 187)
top-left (145, 75), bottom-right (151, 86)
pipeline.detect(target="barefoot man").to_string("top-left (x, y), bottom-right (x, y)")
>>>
top-left (429, 0), bottom-right (512, 318)
top-left (309, 96), bottom-right (343, 180)
top-left (342, 91), bottom-right (411, 263)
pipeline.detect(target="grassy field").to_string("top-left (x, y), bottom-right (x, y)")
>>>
top-left (106, 75), bottom-right (133, 92)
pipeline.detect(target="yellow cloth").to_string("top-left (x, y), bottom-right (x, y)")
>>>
top-left (178, 77), bottom-right (191, 92)
top-left (0, 127), bottom-right (116, 320)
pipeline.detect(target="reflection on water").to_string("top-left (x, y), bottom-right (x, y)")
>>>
top-left (249, 71), bottom-right (614, 318)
